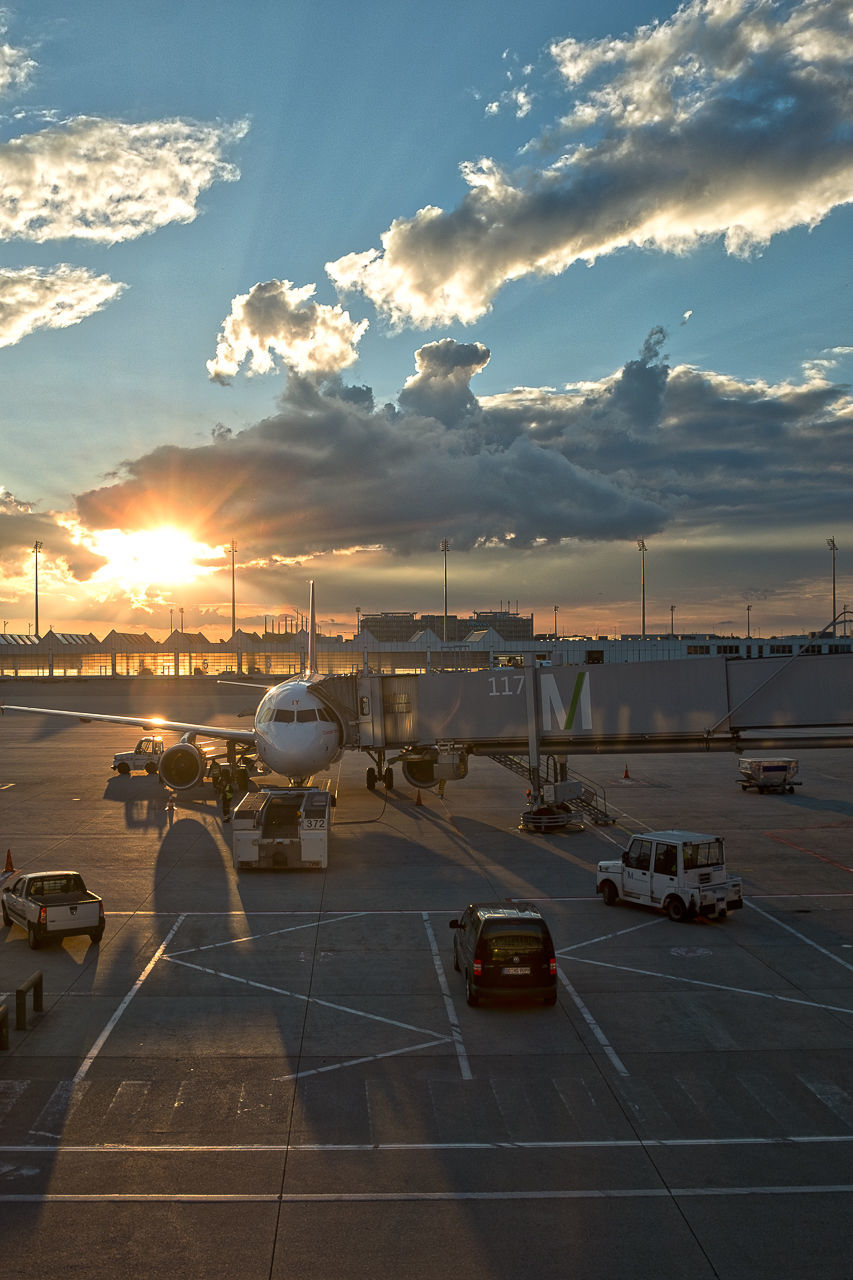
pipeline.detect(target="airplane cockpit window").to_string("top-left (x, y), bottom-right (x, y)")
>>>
top-left (274, 709), bottom-right (296, 722)
top-left (296, 709), bottom-right (318, 722)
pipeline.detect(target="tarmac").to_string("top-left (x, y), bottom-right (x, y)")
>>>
top-left (1, 682), bottom-right (853, 1279)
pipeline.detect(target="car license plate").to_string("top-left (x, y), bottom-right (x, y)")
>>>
top-left (502, 966), bottom-right (531, 975)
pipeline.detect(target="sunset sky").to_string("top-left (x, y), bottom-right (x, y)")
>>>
top-left (0, 0), bottom-right (850, 641)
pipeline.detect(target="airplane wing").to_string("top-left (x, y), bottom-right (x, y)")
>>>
top-left (0, 703), bottom-right (257, 748)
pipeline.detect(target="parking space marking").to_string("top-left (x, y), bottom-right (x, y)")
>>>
top-left (72, 915), bottom-right (186, 1086)
top-left (556, 969), bottom-right (629, 1077)
top-left (557, 917), bottom-right (664, 954)
top-left (4, 1183), bottom-right (853, 1203)
top-left (564, 955), bottom-right (853, 1017)
top-left (6, 1133), bottom-right (853, 1153)
top-left (167, 911), bottom-right (368, 956)
top-left (422, 911), bottom-right (471, 1080)
top-left (746, 899), bottom-right (853, 973)
top-left (161, 952), bottom-right (453, 1080)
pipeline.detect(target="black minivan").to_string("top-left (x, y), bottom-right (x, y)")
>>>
top-left (449, 902), bottom-right (558, 1006)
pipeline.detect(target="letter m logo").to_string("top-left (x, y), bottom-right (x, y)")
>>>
top-left (540, 671), bottom-right (592, 732)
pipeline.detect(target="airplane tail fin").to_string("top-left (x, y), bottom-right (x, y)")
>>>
top-left (307, 579), bottom-right (317, 675)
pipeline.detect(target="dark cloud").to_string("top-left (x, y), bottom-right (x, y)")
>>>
top-left (69, 328), bottom-right (852, 574)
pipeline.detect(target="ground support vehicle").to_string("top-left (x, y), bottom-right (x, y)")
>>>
top-left (596, 829), bottom-right (742, 922)
top-left (1, 870), bottom-right (104, 948)
top-left (112, 735), bottom-right (165, 775)
top-left (449, 902), bottom-right (557, 1006)
top-left (737, 757), bottom-right (800, 794)
top-left (231, 786), bottom-right (330, 869)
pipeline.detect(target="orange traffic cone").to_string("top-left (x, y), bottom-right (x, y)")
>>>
top-left (4, 849), bottom-right (14, 873)
top-left (623, 764), bottom-right (631, 780)
top-left (415, 790), bottom-right (423, 806)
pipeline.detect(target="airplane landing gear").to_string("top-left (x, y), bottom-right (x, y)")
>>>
top-left (365, 757), bottom-right (394, 791)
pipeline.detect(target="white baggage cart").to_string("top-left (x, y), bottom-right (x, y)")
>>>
top-left (737, 757), bottom-right (800, 794)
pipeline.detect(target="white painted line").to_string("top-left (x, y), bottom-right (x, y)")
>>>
top-left (2, 1184), bottom-right (853, 1203)
top-left (422, 912), bottom-right (472, 1081)
top-left (557, 968), bottom-right (629, 1077)
top-left (557, 918), bottom-right (664, 954)
top-left (274, 1039), bottom-right (452, 1081)
top-left (72, 915), bottom-right (186, 1085)
top-left (166, 911), bottom-right (368, 957)
top-left (162, 954), bottom-right (453, 1039)
top-left (4, 1133), bottom-right (853, 1154)
top-left (746, 899), bottom-right (853, 974)
top-left (565, 955), bottom-right (853, 1017)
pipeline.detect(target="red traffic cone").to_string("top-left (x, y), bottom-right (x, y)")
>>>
top-left (4, 848), bottom-right (14, 873)
top-left (623, 764), bottom-right (631, 780)
top-left (415, 790), bottom-right (423, 806)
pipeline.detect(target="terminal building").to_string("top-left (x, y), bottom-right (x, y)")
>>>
top-left (0, 617), bottom-right (849, 679)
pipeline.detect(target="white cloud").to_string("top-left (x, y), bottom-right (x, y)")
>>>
top-left (0, 264), bottom-right (127, 347)
top-left (0, 115), bottom-right (248, 244)
top-left (0, 21), bottom-right (36, 97)
top-left (206, 278), bottom-right (369, 382)
top-left (327, 0), bottom-right (853, 327)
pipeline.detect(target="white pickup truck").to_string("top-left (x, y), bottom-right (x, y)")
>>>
top-left (112, 735), bottom-right (165, 775)
top-left (596, 829), bottom-right (743, 922)
top-left (2, 870), bottom-right (105, 949)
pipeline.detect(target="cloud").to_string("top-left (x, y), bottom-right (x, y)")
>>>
top-left (0, 20), bottom-right (36, 97)
top-left (2, 326), bottom-right (847, 632)
top-left (69, 327), bottom-right (851, 575)
top-left (0, 115), bottom-right (248, 244)
top-left (0, 264), bottom-right (127, 347)
top-left (327, 0), bottom-right (853, 326)
top-left (398, 338), bottom-right (490, 424)
top-left (206, 278), bottom-right (369, 382)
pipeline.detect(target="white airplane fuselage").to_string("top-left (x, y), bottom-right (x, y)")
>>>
top-left (253, 678), bottom-right (342, 781)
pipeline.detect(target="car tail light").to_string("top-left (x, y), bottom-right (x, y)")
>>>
top-left (549, 958), bottom-right (557, 976)
top-left (39, 907), bottom-right (47, 926)
top-left (473, 959), bottom-right (482, 977)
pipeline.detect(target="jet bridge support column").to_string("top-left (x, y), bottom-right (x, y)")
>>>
top-left (524, 654), bottom-right (542, 798)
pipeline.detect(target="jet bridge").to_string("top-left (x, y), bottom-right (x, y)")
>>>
top-left (349, 652), bottom-right (853, 805)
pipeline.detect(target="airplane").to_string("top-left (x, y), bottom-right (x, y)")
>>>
top-left (0, 582), bottom-right (355, 792)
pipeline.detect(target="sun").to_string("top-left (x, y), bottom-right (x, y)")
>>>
top-left (88, 526), bottom-right (220, 596)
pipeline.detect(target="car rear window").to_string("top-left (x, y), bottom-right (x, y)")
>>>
top-left (481, 928), bottom-right (549, 961)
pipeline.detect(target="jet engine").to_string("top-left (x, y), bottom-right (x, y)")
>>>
top-left (401, 747), bottom-right (468, 789)
top-left (158, 741), bottom-right (207, 790)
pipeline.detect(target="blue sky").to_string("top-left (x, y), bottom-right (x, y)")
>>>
top-left (0, 0), bottom-right (850, 640)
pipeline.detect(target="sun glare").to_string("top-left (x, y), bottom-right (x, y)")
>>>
top-left (89, 527), bottom-right (219, 595)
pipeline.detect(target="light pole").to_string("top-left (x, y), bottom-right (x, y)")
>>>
top-left (33, 540), bottom-right (42, 639)
top-left (228, 540), bottom-right (237, 638)
top-left (827, 537), bottom-right (837, 636)
top-left (553, 604), bottom-right (559, 642)
top-left (169, 607), bottom-right (174, 634)
top-left (637, 539), bottom-right (647, 639)
top-left (670, 603), bottom-right (675, 635)
top-left (440, 539), bottom-right (450, 643)
top-left (179, 607), bottom-right (184, 633)
top-left (355, 606), bottom-right (361, 639)
top-left (746, 603), bottom-right (751, 638)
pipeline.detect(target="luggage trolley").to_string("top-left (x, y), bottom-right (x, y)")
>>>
top-left (737, 758), bottom-right (801, 795)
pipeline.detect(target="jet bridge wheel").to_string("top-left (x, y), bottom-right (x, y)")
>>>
top-left (383, 766), bottom-right (394, 790)
top-left (366, 766), bottom-right (377, 791)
